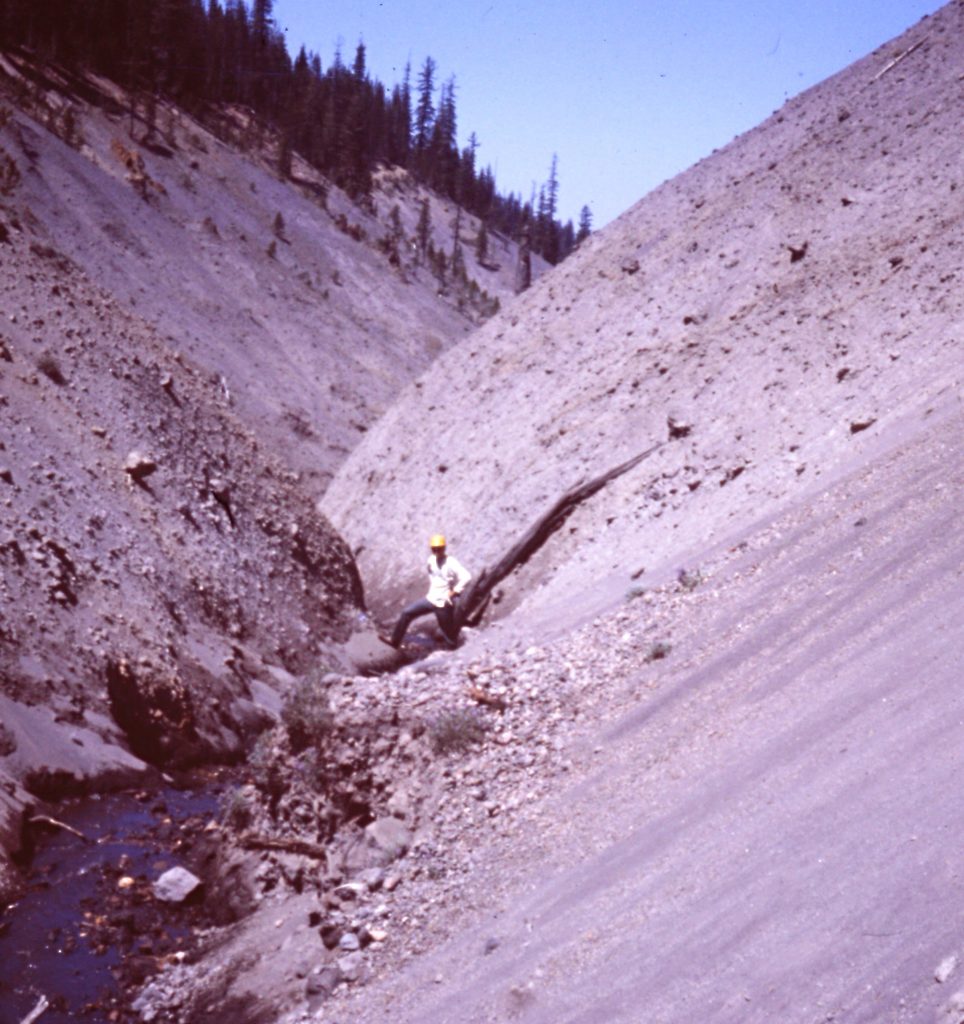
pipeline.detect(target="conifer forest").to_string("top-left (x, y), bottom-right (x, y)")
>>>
top-left (0, 0), bottom-right (585, 263)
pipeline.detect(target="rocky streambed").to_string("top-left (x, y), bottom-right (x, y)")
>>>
top-left (119, 562), bottom-right (715, 1024)
top-left (0, 771), bottom-right (231, 1024)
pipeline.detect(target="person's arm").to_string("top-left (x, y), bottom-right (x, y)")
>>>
top-left (449, 556), bottom-right (471, 598)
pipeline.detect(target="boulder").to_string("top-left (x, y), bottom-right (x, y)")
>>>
top-left (306, 964), bottom-right (342, 999)
top-left (153, 865), bottom-right (203, 903)
top-left (364, 816), bottom-right (412, 865)
top-left (123, 450), bottom-right (158, 482)
top-left (337, 951), bottom-right (370, 984)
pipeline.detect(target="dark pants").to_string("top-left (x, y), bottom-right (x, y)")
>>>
top-left (391, 598), bottom-right (458, 648)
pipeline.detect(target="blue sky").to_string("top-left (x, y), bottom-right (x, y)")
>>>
top-left (271, 0), bottom-right (944, 228)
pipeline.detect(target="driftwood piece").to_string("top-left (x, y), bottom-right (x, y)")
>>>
top-left (456, 442), bottom-right (664, 628)
top-left (19, 994), bottom-right (49, 1024)
top-left (467, 686), bottom-right (508, 712)
top-left (28, 815), bottom-right (89, 841)
top-left (870, 39), bottom-right (925, 83)
top-left (240, 832), bottom-right (328, 859)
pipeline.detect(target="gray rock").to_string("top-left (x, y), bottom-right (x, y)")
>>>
top-left (338, 931), bottom-right (361, 952)
top-left (849, 416), bottom-right (877, 434)
top-left (937, 955), bottom-right (959, 984)
top-left (153, 866), bottom-right (203, 904)
top-left (386, 787), bottom-right (412, 820)
top-left (333, 880), bottom-right (367, 901)
top-left (124, 450), bottom-right (157, 482)
top-left (667, 412), bottom-right (693, 439)
top-left (356, 866), bottom-right (385, 891)
top-left (938, 990), bottom-right (964, 1023)
top-left (305, 964), bottom-right (342, 999)
top-left (364, 816), bottom-right (412, 865)
top-left (337, 951), bottom-right (370, 984)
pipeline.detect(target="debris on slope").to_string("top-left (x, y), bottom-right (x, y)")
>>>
top-left (0, 227), bottom-right (363, 899)
top-left (129, 551), bottom-right (708, 1021)
top-left (134, 403), bottom-right (960, 1024)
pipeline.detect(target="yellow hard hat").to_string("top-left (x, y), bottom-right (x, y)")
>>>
top-left (429, 533), bottom-right (446, 549)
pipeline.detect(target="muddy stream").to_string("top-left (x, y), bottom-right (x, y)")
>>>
top-left (0, 772), bottom-right (231, 1023)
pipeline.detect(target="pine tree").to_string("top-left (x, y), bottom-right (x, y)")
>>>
top-left (352, 40), bottom-right (366, 81)
top-left (577, 205), bottom-right (593, 243)
top-left (475, 220), bottom-right (489, 265)
top-left (277, 125), bottom-right (293, 178)
top-left (430, 77), bottom-right (457, 194)
top-left (413, 56), bottom-right (436, 168)
top-left (515, 211), bottom-right (532, 294)
top-left (451, 204), bottom-right (465, 281)
top-left (543, 154), bottom-right (561, 264)
top-left (459, 131), bottom-right (479, 209)
top-left (416, 198), bottom-right (431, 264)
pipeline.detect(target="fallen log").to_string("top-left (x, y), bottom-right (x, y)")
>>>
top-left (239, 833), bottom-right (328, 859)
top-left (456, 442), bottom-right (664, 628)
top-left (870, 38), bottom-right (925, 83)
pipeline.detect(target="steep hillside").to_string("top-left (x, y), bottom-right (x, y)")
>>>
top-left (0, 54), bottom-right (538, 494)
top-left (324, 395), bottom-right (963, 1024)
top-left (0, 55), bottom-right (544, 899)
top-left (322, 1), bottom-right (962, 622)
top-left (0, 225), bottom-right (369, 896)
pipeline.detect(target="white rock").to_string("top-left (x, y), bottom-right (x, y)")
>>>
top-left (153, 866), bottom-right (203, 904)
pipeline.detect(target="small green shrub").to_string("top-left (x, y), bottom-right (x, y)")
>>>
top-left (220, 785), bottom-right (255, 831)
top-left (625, 586), bottom-right (646, 601)
top-left (677, 568), bottom-right (703, 592)
top-left (247, 730), bottom-right (286, 803)
top-left (428, 708), bottom-right (487, 755)
top-left (0, 149), bottom-right (20, 196)
top-left (0, 722), bottom-right (16, 757)
top-left (281, 678), bottom-right (333, 753)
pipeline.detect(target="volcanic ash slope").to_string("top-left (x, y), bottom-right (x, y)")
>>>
top-left (0, 231), bottom-right (362, 897)
top-left (321, 1), bottom-right (963, 619)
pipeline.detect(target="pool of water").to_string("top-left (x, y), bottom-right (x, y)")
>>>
top-left (0, 775), bottom-right (226, 1024)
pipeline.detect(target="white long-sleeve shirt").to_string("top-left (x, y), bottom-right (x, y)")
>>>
top-left (425, 553), bottom-right (471, 607)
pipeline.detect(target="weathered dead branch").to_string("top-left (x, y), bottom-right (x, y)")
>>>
top-left (19, 994), bottom-right (49, 1024)
top-left (870, 39), bottom-right (925, 83)
top-left (456, 442), bottom-right (665, 627)
top-left (28, 815), bottom-right (89, 841)
top-left (467, 686), bottom-right (508, 712)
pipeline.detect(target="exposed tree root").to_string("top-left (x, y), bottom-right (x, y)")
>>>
top-left (456, 442), bottom-right (665, 628)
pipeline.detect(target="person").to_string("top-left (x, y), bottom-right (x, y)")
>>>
top-left (381, 534), bottom-right (471, 649)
